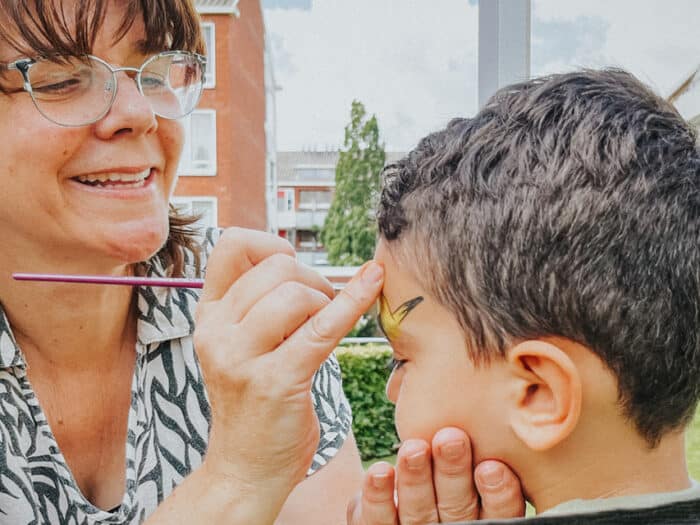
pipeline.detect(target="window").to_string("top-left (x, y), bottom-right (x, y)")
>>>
top-left (170, 196), bottom-right (218, 230)
top-left (277, 189), bottom-right (294, 212)
top-left (178, 110), bottom-right (217, 176)
top-left (298, 190), bottom-right (333, 210)
top-left (201, 22), bottom-right (216, 88)
top-left (297, 230), bottom-right (318, 249)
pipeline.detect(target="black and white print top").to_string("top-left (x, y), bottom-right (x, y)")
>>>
top-left (0, 228), bottom-right (352, 524)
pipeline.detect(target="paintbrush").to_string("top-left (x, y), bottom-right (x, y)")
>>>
top-left (12, 273), bottom-right (346, 290)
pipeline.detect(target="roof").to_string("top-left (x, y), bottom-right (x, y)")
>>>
top-left (668, 64), bottom-right (700, 124)
top-left (277, 150), bottom-right (407, 184)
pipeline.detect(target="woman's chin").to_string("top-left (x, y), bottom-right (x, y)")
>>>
top-left (100, 223), bottom-right (170, 265)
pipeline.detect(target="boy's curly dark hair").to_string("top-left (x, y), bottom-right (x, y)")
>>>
top-left (378, 69), bottom-right (700, 447)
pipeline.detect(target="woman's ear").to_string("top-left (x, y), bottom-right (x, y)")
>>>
top-left (506, 340), bottom-right (582, 451)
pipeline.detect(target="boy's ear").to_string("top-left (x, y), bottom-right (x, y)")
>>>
top-left (506, 340), bottom-right (582, 451)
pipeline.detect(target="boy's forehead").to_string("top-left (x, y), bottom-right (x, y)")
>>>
top-left (375, 239), bottom-right (424, 306)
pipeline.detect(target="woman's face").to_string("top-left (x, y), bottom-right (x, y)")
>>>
top-left (0, 5), bottom-right (184, 271)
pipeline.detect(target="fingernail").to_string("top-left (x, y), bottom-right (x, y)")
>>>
top-left (405, 451), bottom-right (427, 471)
top-left (440, 440), bottom-right (466, 460)
top-left (478, 464), bottom-right (504, 489)
top-left (371, 473), bottom-right (391, 489)
top-left (361, 262), bottom-right (384, 284)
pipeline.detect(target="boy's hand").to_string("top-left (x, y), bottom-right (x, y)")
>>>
top-left (347, 427), bottom-right (525, 524)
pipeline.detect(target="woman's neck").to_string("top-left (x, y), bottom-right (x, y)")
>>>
top-left (1, 263), bottom-right (136, 369)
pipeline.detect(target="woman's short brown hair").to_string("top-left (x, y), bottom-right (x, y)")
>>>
top-left (0, 0), bottom-right (206, 277)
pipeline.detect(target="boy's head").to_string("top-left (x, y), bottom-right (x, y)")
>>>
top-left (375, 69), bottom-right (700, 497)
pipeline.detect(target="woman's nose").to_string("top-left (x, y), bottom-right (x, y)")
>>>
top-left (93, 71), bottom-right (158, 138)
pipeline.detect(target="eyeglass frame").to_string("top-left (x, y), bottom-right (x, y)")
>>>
top-left (4, 50), bottom-right (207, 127)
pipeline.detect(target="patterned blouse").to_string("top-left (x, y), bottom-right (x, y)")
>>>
top-left (0, 229), bottom-right (352, 524)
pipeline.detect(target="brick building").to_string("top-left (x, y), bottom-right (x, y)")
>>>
top-left (172, 0), bottom-right (274, 231)
top-left (276, 150), bottom-right (405, 267)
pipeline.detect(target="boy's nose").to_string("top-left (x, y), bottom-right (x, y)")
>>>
top-left (385, 369), bottom-right (401, 404)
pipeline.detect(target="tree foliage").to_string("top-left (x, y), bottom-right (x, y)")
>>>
top-left (321, 100), bottom-right (386, 265)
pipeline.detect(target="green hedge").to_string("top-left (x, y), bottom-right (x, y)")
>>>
top-left (336, 345), bottom-right (400, 460)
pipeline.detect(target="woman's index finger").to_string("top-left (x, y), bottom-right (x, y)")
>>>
top-left (200, 227), bottom-right (296, 303)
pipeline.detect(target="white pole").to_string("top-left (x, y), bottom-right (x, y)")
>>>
top-left (478, 0), bottom-right (531, 108)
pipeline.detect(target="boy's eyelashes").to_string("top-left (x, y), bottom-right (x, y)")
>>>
top-left (387, 357), bottom-right (407, 372)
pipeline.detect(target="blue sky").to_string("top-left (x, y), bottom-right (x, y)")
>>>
top-left (262, 0), bottom-right (700, 151)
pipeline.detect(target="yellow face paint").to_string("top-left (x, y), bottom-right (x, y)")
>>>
top-left (378, 294), bottom-right (424, 341)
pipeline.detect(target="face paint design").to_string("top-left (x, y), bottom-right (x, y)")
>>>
top-left (378, 294), bottom-right (424, 341)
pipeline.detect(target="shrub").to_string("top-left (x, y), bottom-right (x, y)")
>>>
top-left (336, 345), bottom-right (399, 460)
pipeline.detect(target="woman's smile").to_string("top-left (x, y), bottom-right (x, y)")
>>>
top-left (67, 166), bottom-right (159, 198)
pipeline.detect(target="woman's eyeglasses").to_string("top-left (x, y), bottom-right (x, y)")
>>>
top-left (5, 50), bottom-right (206, 127)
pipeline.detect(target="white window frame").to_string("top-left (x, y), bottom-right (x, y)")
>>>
top-left (201, 22), bottom-right (216, 89)
top-left (170, 196), bottom-right (218, 229)
top-left (178, 109), bottom-right (217, 176)
top-left (196, 0), bottom-right (240, 16)
top-left (277, 188), bottom-right (295, 212)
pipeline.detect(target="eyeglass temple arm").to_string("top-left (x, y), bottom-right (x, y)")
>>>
top-left (3, 59), bottom-right (33, 94)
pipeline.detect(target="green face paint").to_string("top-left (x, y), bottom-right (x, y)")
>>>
top-left (377, 294), bottom-right (424, 341)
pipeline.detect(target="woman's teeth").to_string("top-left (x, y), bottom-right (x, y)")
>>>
top-left (75, 168), bottom-right (151, 187)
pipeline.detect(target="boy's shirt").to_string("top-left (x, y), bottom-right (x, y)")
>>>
top-left (542, 479), bottom-right (700, 516)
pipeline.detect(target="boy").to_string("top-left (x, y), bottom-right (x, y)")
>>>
top-left (366, 68), bottom-right (700, 521)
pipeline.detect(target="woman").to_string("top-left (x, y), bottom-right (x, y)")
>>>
top-left (0, 1), bottom-right (523, 523)
top-left (0, 0), bottom-right (377, 522)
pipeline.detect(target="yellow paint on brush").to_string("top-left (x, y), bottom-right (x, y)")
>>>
top-left (378, 294), bottom-right (424, 340)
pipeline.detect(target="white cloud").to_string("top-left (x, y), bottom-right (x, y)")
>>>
top-left (264, 0), bottom-right (478, 151)
top-left (265, 0), bottom-right (700, 150)
top-left (532, 0), bottom-right (700, 96)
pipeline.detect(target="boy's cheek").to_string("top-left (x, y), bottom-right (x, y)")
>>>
top-left (392, 383), bottom-right (461, 444)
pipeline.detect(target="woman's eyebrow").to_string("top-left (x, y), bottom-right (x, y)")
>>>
top-left (377, 294), bottom-right (424, 341)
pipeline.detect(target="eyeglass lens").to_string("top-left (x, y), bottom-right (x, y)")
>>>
top-left (25, 53), bottom-right (203, 127)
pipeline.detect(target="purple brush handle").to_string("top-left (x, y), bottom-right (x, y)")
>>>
top-left (12, 273), bottom-right (346, 291)
top-left (12, 273), bottom-right (205, 288)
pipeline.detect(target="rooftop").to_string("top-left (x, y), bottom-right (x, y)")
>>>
top-left (277, 150), bottom-right (406, 184)
top-left (668, 65), bottom-right (700, 125)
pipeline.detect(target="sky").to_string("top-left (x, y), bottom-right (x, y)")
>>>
top-left (262, 0), bottom-right (700, 152)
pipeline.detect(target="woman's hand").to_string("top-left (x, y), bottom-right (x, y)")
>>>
top-left (347, 427), bottom-right (525, 524)
top-left (194, 228), bottom-right (383, 520)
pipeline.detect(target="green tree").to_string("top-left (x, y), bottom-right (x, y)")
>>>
top-left (321, 100), bottom-right (386, 265)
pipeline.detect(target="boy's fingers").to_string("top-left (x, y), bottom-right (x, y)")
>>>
top-left (277, 261), bottom-right (383, 381)
top-left (200, 227), bottom-right (295, 304)
top-left (348, 463), bottom-right (398, 525)
top-left (475, 460), bottom-right (526, 520)
top-left (395, 440), bottom-right (439, 525)
top-left (431, 428), bottom-right (480, 522)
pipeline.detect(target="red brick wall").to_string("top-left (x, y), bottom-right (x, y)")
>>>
top-left (174, 0), bottom-right (267, 230)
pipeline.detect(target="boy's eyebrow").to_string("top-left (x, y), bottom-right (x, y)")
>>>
top-left (377, 294), bottom-right (424, 341)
